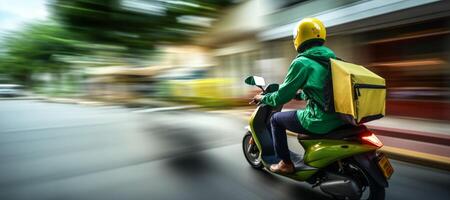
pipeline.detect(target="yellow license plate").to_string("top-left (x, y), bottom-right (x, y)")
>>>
top-left (378, 154), bottom-right (394, 179)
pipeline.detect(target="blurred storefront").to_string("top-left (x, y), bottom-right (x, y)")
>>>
top-left (85, 46), bottom-right (239, 106)
top-left (198, 0), bottom-right (450, 120)
top-left (85, 66), bottom-right (171, 102)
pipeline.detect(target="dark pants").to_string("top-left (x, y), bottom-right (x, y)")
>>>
top-left (270, 111), bottom-right (311, 162)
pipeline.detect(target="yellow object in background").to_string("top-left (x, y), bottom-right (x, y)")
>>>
top-left (168, 78), bottom-right (234, 106)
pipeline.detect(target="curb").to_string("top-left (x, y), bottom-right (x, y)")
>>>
top-left (0, 96), bottom-right (45, 100)
top-left (41, 97), bottom-right (86, 105)
top-left (42, 97), bottom-right (204, 112)
top-left (380, 146), bottom-right (450, 171)
top-left (41, 97), bottom-right (120, 106)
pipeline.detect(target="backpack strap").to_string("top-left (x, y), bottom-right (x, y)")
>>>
top-left (299, 55), bottom-right (358, 126)
top-left (335, 57), bottom-right (344, 61)
top-left (299, 54), bottom-right (336, 113)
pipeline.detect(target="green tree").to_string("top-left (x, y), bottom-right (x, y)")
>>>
top-left (52, 0), bottom-right (234, 57)
top-left (0, 21), bottom-right (87, 86)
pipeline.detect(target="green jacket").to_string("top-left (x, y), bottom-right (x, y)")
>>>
top-left (261, 46), bottom-right (347, 134)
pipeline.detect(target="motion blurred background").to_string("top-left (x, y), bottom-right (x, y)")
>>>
top-left (0, 0), bottom-right (449, 200)
top-left (0, 0), bottom-right (449, 119)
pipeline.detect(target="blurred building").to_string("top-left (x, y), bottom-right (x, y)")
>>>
top-left (84, 47), bottom-right (238, 106)
top-left (85, 66), bottom-right (172, 102)
top-left (195, 0), bottom-right (450, 120)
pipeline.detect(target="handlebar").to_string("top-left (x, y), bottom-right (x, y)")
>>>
top-left (248, 99), bottom-right (261, 105)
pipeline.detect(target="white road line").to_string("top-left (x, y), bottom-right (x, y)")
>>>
top-left (133, 105), bottom-right (200, 113)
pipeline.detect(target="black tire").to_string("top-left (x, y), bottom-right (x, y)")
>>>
top-left (242, 132), bottom-right (263, 169)
top-left (339, 160), bottom-right (385, 200)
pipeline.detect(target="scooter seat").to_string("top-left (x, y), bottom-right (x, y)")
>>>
top-left (297, 125), bottom-right (367, 140)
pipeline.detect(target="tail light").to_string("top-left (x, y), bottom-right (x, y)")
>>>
top-left (361, 133), bottom-right (383, 147)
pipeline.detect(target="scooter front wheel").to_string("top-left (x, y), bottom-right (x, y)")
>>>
top-left (242, 132), bottom-right (263, 169)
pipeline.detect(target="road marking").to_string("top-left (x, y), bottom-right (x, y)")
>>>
top-left (133, 105), bottom-right (200, 113)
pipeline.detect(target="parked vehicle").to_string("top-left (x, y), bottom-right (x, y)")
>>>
top-left (0, 84), bottom-right (25, 97)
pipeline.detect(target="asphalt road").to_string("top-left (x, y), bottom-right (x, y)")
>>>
top-left (0, 100), bottom-right (448, 200)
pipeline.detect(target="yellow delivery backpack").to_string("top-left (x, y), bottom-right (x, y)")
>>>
top-left (303, 55), bottom-right (386, 125)
top-left (329, 58), bottom-right (386, 124)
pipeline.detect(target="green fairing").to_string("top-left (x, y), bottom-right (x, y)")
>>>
top-left (301, 140), bottom-right (378, 168)
top-left (248, 107), bottom-right (263, 158)
top-left (289, 170), bottom-right (318, 181)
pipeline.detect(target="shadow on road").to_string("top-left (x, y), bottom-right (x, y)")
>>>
top-left (145, 113), bottom-right (330, 200)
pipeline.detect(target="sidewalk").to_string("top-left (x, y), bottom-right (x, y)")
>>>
top-left (366, 116), bottom-right (450, 136)
top-left (211, 107), bottom-right (450, 171)
top-left (366, 116), bottom-right (450, 170)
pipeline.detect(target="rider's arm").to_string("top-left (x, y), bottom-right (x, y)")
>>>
top-left (261, 59), bottom-right (309, 107)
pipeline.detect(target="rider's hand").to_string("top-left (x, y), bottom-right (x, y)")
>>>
top-left (250, 94), bottom-right (264, 105)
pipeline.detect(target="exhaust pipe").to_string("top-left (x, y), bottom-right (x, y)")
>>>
top-left (320, 179), bottom-right (361, 199)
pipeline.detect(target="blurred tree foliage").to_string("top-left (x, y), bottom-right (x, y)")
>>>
top-left (52, 0), bottom-right (234, 56)
top-left (0, 0), bottom-right (234, 86)
top-left (0, 21), bottom-right (87, 86)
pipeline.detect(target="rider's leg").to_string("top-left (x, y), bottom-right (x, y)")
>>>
top-left (269, 110), bottom-right (311, 173)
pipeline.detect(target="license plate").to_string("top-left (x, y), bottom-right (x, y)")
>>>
top-left (378, 153), bottom-right (394, 179)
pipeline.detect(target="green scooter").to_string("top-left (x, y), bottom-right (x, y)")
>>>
top-left (242, 76), bottom-right (393, 200)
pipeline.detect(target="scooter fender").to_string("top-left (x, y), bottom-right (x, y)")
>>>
top-left (353, 152), bottom-right (389, 187)
top-left (301, 139), bottom-right (378, 168)
top-left (245, 125), bottom-right (251, 132)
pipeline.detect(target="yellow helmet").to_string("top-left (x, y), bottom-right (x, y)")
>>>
top-left (293, 18), bottom-right (326, 52)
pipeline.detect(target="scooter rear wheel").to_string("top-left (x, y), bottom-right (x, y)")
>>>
top-left (242, 132), bottom-right (263, 169)
top-left (338, 160), bottom-right (386, 200)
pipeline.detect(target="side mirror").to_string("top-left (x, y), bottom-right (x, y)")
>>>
top-left (245, 76), bottom-right (266, 86)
